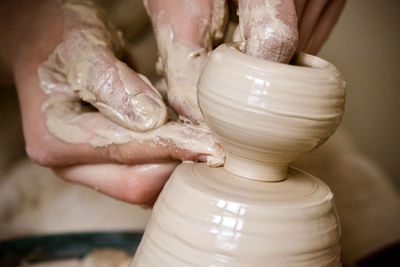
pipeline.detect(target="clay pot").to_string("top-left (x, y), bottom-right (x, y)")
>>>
top-left (199, 44), bottom-right (345, 181)
top-left (131, 45), bottom-right (345, 267)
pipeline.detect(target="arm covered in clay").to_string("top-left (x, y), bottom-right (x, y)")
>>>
top-left (0, 0), bottom-right (223, 205)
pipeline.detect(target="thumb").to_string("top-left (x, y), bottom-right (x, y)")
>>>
top-left (236, 0), bottom-right (298, 63)
top-left (39, 0), bottom-right (167, 131)
top-left (72, 45), bottom-right (168, 131)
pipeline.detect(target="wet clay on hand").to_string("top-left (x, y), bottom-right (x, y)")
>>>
top-left (144, 0), bottom-right (228, 123)
top-left (37, 0), bottom-right (224, 166)
top-left (39, 0), bottom-right (167, 132)
top-left (235, 0), bottom-right (298, 63)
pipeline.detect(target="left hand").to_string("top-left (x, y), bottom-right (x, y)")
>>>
top-left (0, 0), bottom-right (223, 207)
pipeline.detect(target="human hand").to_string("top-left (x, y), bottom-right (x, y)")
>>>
top-left (1, 0), bottom-right (223, 206)
top-left (236, 0), bottom-right (346, 62)
top-left (146, 0), bottom-right (345, 123)
top-left (145, 0), bottom-right (228, 123)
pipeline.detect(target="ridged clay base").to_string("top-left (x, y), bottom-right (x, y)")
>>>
top-left (131, 162), bottom-right (341, 267)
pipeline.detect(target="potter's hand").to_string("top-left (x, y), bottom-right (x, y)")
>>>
top-left (1, 0), bottom-right (223, 205)
top-left (146, 0), bottom-right (345, 122)
top-left (236, 0), bottom-right (346, 63)
top-left (145, 0), bottom-right (228, 123)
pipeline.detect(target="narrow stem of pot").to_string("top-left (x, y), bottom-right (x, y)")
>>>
top-left (224, 152), bottom-right (288, 182)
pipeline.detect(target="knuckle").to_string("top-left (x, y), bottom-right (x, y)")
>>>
top-left (25, 143), bottom-right (57, 167)
top-left (106, 145), bottom-right (125, 163)
top-left (24, 132), bottom-right (66, 168)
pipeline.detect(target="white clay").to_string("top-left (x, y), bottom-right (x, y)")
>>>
top-left (131, 45), bottom-right (345, 266)
top-left (43, 97), bottom-right (224, 166)
top-left (153, 25), bottom-right (208, 122)
top-left (199, 45), bottom-right (345, 181)
top-left (146, 0), bottom-right (228, 122)
top-left (132, 163), bottom-right (341, 267)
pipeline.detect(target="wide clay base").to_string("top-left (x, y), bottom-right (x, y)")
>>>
top-left (131, 162), bottom-right (341, 267)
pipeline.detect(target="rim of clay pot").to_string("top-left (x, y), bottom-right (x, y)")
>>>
top-left (199, 43), bottom-right (345, 119)
top-left (226, 42), bottom-right (334, 72)
top-left (199, 42), bottom-right (345, 127)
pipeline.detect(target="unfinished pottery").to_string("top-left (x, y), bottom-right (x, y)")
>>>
top-left (131, 44), bottom-right (345, 267)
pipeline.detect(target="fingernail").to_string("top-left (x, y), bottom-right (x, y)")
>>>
top-left (127, 92), bottom-right (168, 131)
top-left (196, 154), bottom-right (208, 162)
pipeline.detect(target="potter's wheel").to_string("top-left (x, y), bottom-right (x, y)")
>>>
top-left (0, 232), bottom-right (142, 266)
top-left (1, 231), bottom-right (396, 266)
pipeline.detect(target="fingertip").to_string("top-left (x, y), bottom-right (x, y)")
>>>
top-left (117, 63), bottom-right (168, 131)
top-left (83, 53), bottom-right (167, 132)
top-left (239, 0), bottom-right (298, 63)
top-left (196, 154), bottom-right (208, 163)
top-left (125, 90), bottom-right (168, 131)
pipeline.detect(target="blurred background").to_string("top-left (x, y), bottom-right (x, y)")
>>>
top-left (0, 0), bottom-right (399, 265)
top-left (319, 0), bottom-right (400, 190)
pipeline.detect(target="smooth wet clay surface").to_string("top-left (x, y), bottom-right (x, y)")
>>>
top-left (132, 45), bottom-right (345, 266)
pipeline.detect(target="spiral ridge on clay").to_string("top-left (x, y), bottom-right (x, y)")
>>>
top-left (132, 163), bottom-right (341, 266)
top-left (197, 45), bottom-right (346, 181)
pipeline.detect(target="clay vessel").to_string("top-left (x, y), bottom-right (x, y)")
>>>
top-left (199, 44), bottom-right (345, 181)
top-left (131, 44), bottom-right (345, 266)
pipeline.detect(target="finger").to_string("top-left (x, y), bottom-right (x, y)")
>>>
top-left (42, 0), bottom-right (168, 132)
top-left (145, 0), bottom-right (228, 123)
top-left (305, 0), bottom-right (346, 55)
top-left (55, 162), bottom-right (179, 205)
top-left (146, 0), bottom-right (227, 48)
top-left (296, 0), bottom-right (329, 52)
top-left (17, 59), bottom-right (223, 168)
top-left (81, 47), bottom-right (168, 132)
top-left (41, 94), bottom-right (223, 166)
top-left (237, 0), bottom-right (298, 63)
top-left (294, 0), bottom-right (307, 20)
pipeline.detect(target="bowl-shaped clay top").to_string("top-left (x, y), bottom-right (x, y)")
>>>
top-left (198, 44), bottom-right (346, 181)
